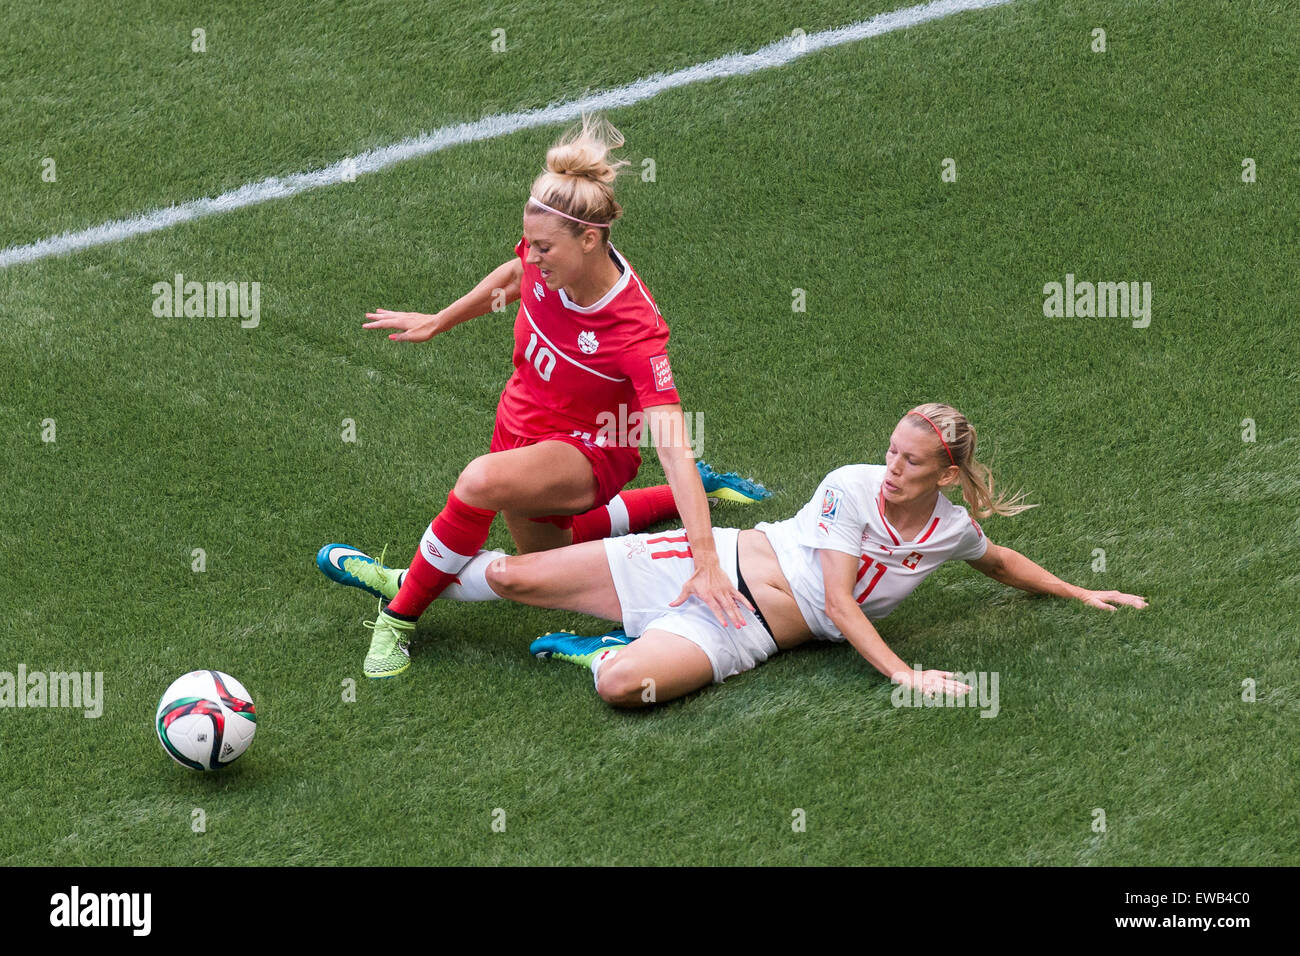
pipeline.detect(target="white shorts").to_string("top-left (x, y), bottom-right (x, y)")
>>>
top-left (602, 527), bottom-right (778, 684)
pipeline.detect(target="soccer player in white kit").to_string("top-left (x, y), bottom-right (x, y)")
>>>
top-left (490, 402), bottom-right (1148, 705)
top-left (322, 403), bottom-right (1147, 704)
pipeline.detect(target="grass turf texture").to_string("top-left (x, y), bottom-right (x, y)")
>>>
top-left (2, 0), bottom-right (1297, 865)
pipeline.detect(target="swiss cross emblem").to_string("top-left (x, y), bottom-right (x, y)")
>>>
top-left (901, 551), bottom-right (923, 570)
top-left (650, 354), bottom-right (674, 391)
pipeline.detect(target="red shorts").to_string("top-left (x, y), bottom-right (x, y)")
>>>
top-left (488, 412), bottom-right (642, 528)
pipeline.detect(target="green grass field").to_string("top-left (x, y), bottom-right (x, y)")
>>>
top-left (2, 0), bottom-right (1296, 866)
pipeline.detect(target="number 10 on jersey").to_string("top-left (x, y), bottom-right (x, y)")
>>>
top-left (524, 332), bottom-right (557, 382)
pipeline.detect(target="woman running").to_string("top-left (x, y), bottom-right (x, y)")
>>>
top-left (330, 114), bottom-right (766, 679)
top-left (323, 403), bottom-right (1147, 704)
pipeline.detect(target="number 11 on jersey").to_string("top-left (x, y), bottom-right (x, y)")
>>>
top-left (855, 558), bottom-right (886, 605)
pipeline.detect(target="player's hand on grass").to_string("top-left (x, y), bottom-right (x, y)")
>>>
top-left (670, 559), bottom-right (753, 629)
top-left (363, 308), bottom-right (442, 342)
top-left (903, 669), bottom-right (972, 699)
top-left (1077, 589), bottom-right (1148, 612)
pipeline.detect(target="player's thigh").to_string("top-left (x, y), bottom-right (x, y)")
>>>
top-left (596, 630), bottom-right (714, 708)
top-left (500, 510), bottom-right (574, 554)
top-left (456, 440), bottom-right (598, 514)
top-left (485, 541), bottom-right (623, 622)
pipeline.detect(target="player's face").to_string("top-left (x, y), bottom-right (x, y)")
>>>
top-left (883, 422), bottom-right (957, 503)
top-left (522, 212), bottom-right (599, 291)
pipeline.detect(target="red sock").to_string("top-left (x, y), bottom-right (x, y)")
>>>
top-left (568, 507), bottom-right (611, 543)
top-left (622, 485), bottom-right (679, 530)
top-left (570, 485), bottom-right (678, 543)
top-left (387, 491), bottom-right (496, 618)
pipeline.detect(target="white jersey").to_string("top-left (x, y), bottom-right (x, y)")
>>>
top-left (755, 465), bottom-right (989, 642)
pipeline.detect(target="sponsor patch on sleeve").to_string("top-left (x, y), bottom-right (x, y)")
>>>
top-left (650, 354), bottom-right (675, 391)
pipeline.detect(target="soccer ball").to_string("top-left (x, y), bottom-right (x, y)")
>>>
top-left (155, 670), bottom-right (257, 771)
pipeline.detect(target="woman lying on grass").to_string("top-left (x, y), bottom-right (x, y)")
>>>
top-left (318, 402), bottom-right (1147, 707)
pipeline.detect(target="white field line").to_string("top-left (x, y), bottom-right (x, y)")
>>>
top-left (0, 0), bottom-right (1014, 270)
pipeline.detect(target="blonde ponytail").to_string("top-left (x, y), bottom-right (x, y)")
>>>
top-left (906, 402), bottom-right (1036, 519)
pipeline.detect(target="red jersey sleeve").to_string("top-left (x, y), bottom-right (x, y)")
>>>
top-left (514, 236), bottom-right (527, 260)
top-left (621, 331), bottom-right (681, 408)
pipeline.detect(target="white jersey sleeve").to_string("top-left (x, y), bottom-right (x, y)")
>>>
top-left (950, 514), bottom-right (990, 563)
top-left (755, 465), bottom-right (989, 642)
top-left (795, 465), bottom-right (872, 557)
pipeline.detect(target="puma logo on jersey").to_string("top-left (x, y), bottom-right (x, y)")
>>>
top-left (863, 530), bottom-right (895, 555)
top-left (578, 330), bottom-right (599, 354)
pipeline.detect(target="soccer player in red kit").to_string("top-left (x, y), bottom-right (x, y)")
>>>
top-left (336, 115), bottom-right (766, 678)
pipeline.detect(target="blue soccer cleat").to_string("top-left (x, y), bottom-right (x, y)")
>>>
top-left (530, 628), bottom-right (631, 668)
top-left (316, 543), bottom-right (404, 602)
top-left (696, 461), bottom-right (772, 503)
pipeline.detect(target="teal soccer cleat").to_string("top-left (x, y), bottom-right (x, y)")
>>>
top-left (530, 629), bottom-right (631, 668)
top-left (696, 461), bottom-right (772, 503)
top-left (316, 544), bottom-right (404, 602)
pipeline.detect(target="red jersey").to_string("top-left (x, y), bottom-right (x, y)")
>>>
top-left (497, 236), bottom-right (681, 442)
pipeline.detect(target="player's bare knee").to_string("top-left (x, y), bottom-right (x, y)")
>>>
top-left (596, 659), bottom-right (648, 708)
top-left (484, 554), bottom-right (539, 600)
top-left (454, 455), bottom-right (505, 508)
top-left (483, 555), bottom-right (517, 599)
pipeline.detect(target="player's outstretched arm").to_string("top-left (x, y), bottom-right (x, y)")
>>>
top-left (363, 258), bottom-right (523, 342)
top-left (966, 543), bottom-right (1148, 611)
top-left (819, 549), bottom-right (971, 697)
top-left (644, 403), bottom-right (753, 629)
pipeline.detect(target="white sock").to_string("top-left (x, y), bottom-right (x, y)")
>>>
top-left (590, 647), bottom-right (620, 688)
top-left (439, 550), bottom-right (506, 602)
top-left (606, 494), bottom-right (631, 536)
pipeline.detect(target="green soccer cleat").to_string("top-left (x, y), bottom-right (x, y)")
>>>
top-left (317, 543), bottom-right (404, 602)
top-left (362, 610), bottom-right (417, 679)
top-left (696, 461), bottom-right (772, 503)
top-left (529, 628), bottom-right (631, 668)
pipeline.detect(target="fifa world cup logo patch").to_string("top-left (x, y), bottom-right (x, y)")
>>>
top-left (817, 487), bottom-right (840, 535)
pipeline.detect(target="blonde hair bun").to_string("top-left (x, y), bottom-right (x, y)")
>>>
top-left (529, 114), bottom-right (629, 236)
